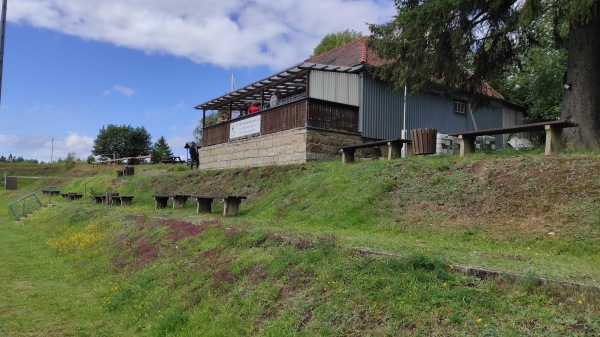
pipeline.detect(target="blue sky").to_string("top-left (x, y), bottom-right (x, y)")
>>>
top-left (1, 0), bottom-right (395, 162)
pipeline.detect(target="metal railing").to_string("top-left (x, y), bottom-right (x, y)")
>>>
top-left (8, 186), bottom-right (57, 220)
top-left (83, 165), bottom-right (120, 199)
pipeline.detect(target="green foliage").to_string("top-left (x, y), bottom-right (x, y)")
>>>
top-left (368, 0), bottom-right (534, 95)
top-left (92, 124), bottom-right (152, 160)
top-left (192, 112), bottom-right (219, 143)
top-left (312, 29), bottom-right (363, 56)
top-left (86, 154), bottom-right (95, 164)
top-left (150, 136), bottom-right (174, 164)
top-left (367, 0), bottom-right (594, 96)
top-left (63, 152), bottom-right (77, 169)
top-left (488, 12), bottom-right (568, 120)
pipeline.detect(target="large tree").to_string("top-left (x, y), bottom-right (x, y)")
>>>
top-left (368, 0), bottom-right (600, 149)
top-left (92, 124), bottom-right (152, 161)
top-left (488, 11), bottom-right (568, 121)
top-left (312, 29), bottom-right (363, 56)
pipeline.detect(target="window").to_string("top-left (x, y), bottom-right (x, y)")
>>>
top-left (454, 100), bottom-right (466, 114)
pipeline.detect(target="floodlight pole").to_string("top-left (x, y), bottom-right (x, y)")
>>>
top-left (0, 0), bottom-right (7, 107)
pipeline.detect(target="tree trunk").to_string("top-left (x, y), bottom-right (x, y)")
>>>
top-left (561, 13), bottom-right (600, 150)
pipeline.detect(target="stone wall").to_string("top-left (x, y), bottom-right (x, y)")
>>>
top-left (306, 128), bottom-right (364, 161)
top-left (199, 127), bottom-right (364, 170)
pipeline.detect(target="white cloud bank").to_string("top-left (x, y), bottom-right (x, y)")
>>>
top-left (10, 0), bottom-right (395, 69)
top-left (0, 132), bottom-right (94, 162)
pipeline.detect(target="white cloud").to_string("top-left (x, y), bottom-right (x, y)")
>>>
top-left (113, 85), bottom-right (136, 97)
top-left (63, 132), bottom-right (95, 158)
top-left (0, 132), bottom-right (94, 162)
top-left (10, 0), bottom-right (395, 69)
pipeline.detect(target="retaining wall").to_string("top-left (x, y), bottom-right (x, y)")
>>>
top-left (199, 128), bottom-right (363, 170)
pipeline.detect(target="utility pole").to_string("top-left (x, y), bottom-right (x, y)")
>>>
top-left (0, 0), bottom-right (7, 107)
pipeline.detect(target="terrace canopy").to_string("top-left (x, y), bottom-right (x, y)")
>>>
top-left (194, 62), bottom-right (362, 127)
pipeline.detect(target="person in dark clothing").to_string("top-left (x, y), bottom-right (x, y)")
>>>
top-left (188, 142), bottom-right (199, 169)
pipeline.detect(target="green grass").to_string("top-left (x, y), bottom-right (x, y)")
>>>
top-left (1, 153), bottom-right (599, 336)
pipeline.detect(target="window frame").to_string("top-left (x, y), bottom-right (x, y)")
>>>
top-left (453, 100), bottom-right (466, 115)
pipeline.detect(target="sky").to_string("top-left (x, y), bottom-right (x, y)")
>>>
top-left (0, 0), bottom-right (396, 162)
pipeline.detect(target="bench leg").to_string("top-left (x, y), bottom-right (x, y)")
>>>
top-left (341, 149), bottom-right (355, 163)
top-left (404, 143), bottom-right (413, 157)
top-left (458, 135), bottom-right (476, 156)
top-left (223, 198), bottom-right (242, 216)
top-left (387, 142), bottom-right (402, 160)
top-left (196, 199), bottom-right (213, 213)
top-left (155, 198), bottom-right (168, 209)
top-left (122, 198), bottom-right (132, 206)
top-left (173, 198), bottom-right (185, 209)
top-left (545, 125), bottom-right (562, 155)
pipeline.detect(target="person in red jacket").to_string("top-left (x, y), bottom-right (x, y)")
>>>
top-left (248, 102), bottom-right (260, 114)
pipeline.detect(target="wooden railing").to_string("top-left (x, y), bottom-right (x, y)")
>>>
top-left (201, 98), bottom-right (358, 147)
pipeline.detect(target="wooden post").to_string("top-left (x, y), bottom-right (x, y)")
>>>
top-left (341, 149), bottom-right (355, 163)
top-left (544, 124), bottom-right (562, 155)
top-left (387, 141), bottom-right (402, 160)
top-left (196, 198), bottom-right (213, 213)
top-left (458, 135), bottom-right (476, 156)
top-left (223, 197), bottom-right (242, 216)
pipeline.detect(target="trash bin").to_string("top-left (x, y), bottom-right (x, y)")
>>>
top-left (411, 128), bottom-right (437, 155)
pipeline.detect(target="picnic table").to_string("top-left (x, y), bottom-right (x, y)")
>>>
top-left (161, 157), bottom-right (185, 164)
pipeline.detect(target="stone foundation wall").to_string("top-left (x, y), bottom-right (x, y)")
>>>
top-left (306, 128), bottom-right (364, 161)
top-left (199, 127), bottom-right (365, 170)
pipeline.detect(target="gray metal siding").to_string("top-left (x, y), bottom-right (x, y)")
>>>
top-left (360, 76), bottom-right (507, 146)
top-left (309, 71), bottom-right (359, 106)
top-left (360, 76), bottom-right (404, 139)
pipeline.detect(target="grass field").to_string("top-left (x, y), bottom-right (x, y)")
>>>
top-left (1, 152), bottom-right (599, 336)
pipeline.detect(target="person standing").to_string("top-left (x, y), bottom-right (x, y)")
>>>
top-left (188, 142), bottom-right (199, 170)
top-left (248, 102), bottom-right (259, 114)
top-left (269, 94), bottom-right (278, 108)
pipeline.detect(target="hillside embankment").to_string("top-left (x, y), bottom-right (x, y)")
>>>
top-left (1, 152), bottom-right (599, 336)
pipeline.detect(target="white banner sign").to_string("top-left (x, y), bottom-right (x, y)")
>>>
top-left (230, 115), bottom-right (261, 139)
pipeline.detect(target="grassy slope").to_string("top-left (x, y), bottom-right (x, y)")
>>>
top-left (1, 153), bottom-right (599, 336)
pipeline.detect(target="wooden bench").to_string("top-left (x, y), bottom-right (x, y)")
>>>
top-left (42, 190), bottom-right (61, 196)
top-left (94, 192), bottom-right (119, 205)
top-left (172, 195), bottom-right (191, 208)
top-left (152, 195), bottom-right (171, 209)
top-left (151, 195), bottom-right (192, 209)
top-left (448, 120), bottom-right (578, 156)
top-left (111, 196), bottom-right (134, 206)
top-left (190, 195), bottom-right (247, 216)
top-left (64, 193), bottom-right (83, 201)
top-left (161, 156), bottom-right (185, 164)
top-left (339, 138), bottom-right (412, 163)
top-left (117, 166), bottom-right (135, 177)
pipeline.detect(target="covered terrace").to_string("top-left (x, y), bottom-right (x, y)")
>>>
top-left (194, 62), bottom-right (362, 147)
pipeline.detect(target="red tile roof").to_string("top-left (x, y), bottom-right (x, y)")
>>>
top-left (305, 37), bottom-right (386, 68)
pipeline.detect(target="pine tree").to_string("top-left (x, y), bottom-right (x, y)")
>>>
top-left (151, 136), bottom-right (174, 164)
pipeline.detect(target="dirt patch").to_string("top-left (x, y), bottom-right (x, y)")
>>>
top-left (396, 156), bottom-right (600, 237)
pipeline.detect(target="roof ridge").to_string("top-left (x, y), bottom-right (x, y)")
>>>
top-left (306, 36), bottom-right (367, 62)
top-left (360, 37), bottom-right (368, 64)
